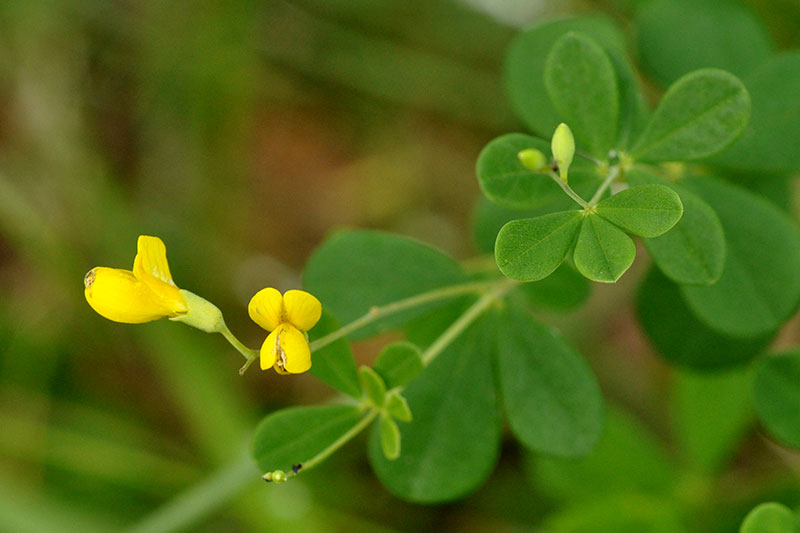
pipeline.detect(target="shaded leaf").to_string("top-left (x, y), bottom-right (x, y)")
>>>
top-left (252, 405), bottom-right (364, 472)
top-left (637, 268), bottom-right (771, 369)
top-left (637, 0), bottom-right (772, 86)
top-left (680, 177), bottom-right (800, 337)
top-left (497, 305), bottom-right (603, 456)
top-left (308, 311), bottom-right (361, 398)
top-left (368, 316), bottom-right (500, 502)
top-left (304, 230), bottom-right (467, 339)
top-left (628, 168), bottom-right (725, 285)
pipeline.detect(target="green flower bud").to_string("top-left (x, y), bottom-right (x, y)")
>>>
top-left (263, 470), bottom-right (288, 483)
top-left (517, 148), bottom-right (547, 172)
top-left (551, 123), bottom-right (575, 182)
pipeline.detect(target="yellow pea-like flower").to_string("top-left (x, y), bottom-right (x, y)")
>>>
top-left (84, 236), bottom-right (188, 323)
top-left (248, 288), bottom-right (322, 374)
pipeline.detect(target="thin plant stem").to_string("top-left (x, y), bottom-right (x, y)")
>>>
top-left (548, 173), bottom-right (589, 208)
top-left (588, 165), bottom-right (620, 206)
top-left (214, 323), bottom-right (260, 375)
top-left (287, 408), bottom-right (379, 478)
top-left (421, 278), bottom-right (516, 366)
top-left (309, 279), bottom-right (503, 353)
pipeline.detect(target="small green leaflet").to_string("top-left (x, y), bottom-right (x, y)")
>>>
top-left (251, 405), bottom-right (365, 473)
top-left (631, 69), bottom-right (750, 162)
top-left (573, 214), bottom-right (635, 283)
top-left (594, 184), bottom-right (683, 238)
top-left (627, 168), bottom-right (725, 286)
top-left (495, 211), bottom-right (582, 281)
top-left (545, 32), bottom-right (619, 159)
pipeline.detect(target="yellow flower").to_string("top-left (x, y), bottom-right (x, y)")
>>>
top-left (85, 235), bottom-right (188, 323)
top-left (248, 288), bottom-right (322, 374)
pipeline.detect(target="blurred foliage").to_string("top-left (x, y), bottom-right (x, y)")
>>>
top-left (0, 0), bottom-right (799, 531)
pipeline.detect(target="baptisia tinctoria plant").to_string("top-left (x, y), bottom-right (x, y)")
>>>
top-left (87, 13), bottom-right (800, 523)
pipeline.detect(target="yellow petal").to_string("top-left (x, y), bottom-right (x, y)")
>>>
top-left (283, 290), bottom-right (322, 331)
top-left (260, 328), bottom-right (279, 370)
top-left (248, 287), bottom-right (285, 331)
top-left (262, 324), bottom-right (311, 374)
top-left (84, 267), bottom-right (177, 323)
top-left (278, 324), bottom-right (312, 374)
top-left (132, 235), bottom-right (187, 314)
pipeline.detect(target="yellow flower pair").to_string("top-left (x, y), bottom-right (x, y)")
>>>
top-left (84, 236), bottom-right (321, 375)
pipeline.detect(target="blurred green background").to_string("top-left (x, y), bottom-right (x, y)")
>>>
top-left (1, 0), bottom-right (800, 531)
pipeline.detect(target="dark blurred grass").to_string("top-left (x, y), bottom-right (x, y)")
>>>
top-left (0, 0), bottom-right (798, 531)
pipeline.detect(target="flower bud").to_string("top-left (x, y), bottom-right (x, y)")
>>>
top-left (263, 470), bottom-right (288, 483)
top-left (517, 148), bottom-right (547, 172)
top-left (551, 123), bottom-right (575, 182)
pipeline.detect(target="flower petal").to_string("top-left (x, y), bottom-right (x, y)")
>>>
top-left (132, 235), bottom-right (187, 314)
top-left (84, 267), bottom-right (177, 323)
top-left (279, 324), bottom-right (312, 374)
top-left (248, 287), bottom-right (284, 331)
top-left (260, 328), bottom-right (279, 370)
top-left (283, 290), bottom-right (322, 331)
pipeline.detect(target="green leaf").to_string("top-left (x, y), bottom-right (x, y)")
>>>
top-left (679, 177), bottom-right (800, 337)
top-left (530, 406), bottom-right (675, 502)
top-left (545, 32), bottom-right (619, 159)
top-left (753, 351), bottom-right (800, 449)
top-left (631, 69), bottom-right (750, 162)
top-left (595, 184), bottom-right (683, 238)
top-left (252, 405), bottom-right (364, 473)
top-left (476, 134), bottom-right (559, 209)
top-left (372, 342), bottom-right (424, 390)
top-left (386, 391), bottom-right (412, 422)
top-left (713, 53), bottom-right (800, 173)
top-left (379, 414), bottom-right (401, 461)
top-left (358, 366), bottom-right (387, 408)
top-left (740, 502), bottom-right (798, 533)
top-left (637, 268), bottom-right (771, 370)
top-left (573, 214), bottom-right (635, 283)
top-left (628, 168), bottom-right (725, 285)
top-left (495, 210), bottom-right (582, 281)
top-left (673, 369), bottom-right (753, 473)
top-left (506, 16), bottom-right (625, 138)
top-left (497, 305), bottom-right (603, 456)
top-left (304, 230), bottom-right (467, 339)
top-left (472, 177), bottom-right (601, 255)
top-left (517, 263), bottom-right (591, 312)
top-left (308, 311), bottom-right (361, 398)
top-left (636, 0), bottom-right (772, 87)
top-left (368, 317), bottom-right (500, 502)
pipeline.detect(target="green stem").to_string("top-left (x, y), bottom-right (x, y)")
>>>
top-left (548, 172), bottom-right (589, 208)
top-left (309, 279), bottom-right (502, 353)
top-left (421, 278), bottom-right (516, 366)
top-left (215, 323), bottom-right (260, 375)
top-left (588, 165), bottom-right (620, 206)
top-left (288, 408), bottom-right (379, 478)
